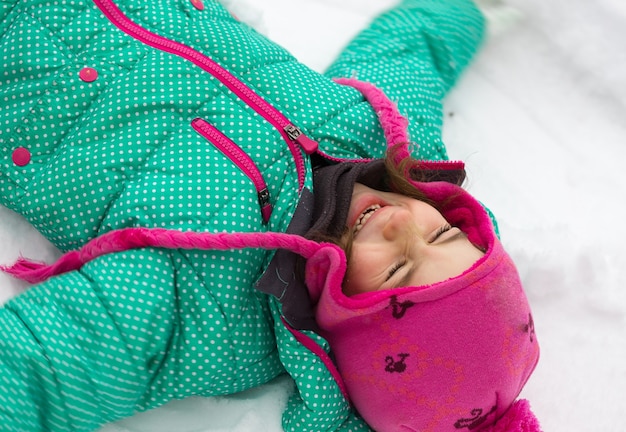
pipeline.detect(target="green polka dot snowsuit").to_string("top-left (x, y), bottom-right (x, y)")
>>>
top-left (0, 0), bottom-right (485, 430)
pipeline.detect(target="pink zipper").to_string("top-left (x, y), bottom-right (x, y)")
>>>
top-left (192, 118), bottom-right (272, 223)
top-left (92, 0), bottom-right (316, 191)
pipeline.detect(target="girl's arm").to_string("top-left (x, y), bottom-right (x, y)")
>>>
top-left (268, 301), bottom-right (373, 432)
top-left (0, 242), bottom-right (282, 432)
top-left (0, 248), bottom-right (179, 431)
top-left (325, 0), bottom-right (485, 161)
top-left (326, 0), bottom-right (485, 95)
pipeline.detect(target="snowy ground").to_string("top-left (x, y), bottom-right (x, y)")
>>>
top-left (2, 0), bottom-right (625, 431)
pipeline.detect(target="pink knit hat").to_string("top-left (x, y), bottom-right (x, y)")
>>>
top-left (304, 179), bottom-right (540, 432)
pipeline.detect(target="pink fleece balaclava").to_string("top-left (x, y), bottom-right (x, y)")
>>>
top-left (305, 180), bottom-right (540, 432)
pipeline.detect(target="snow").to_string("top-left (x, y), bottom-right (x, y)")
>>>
top-left (2, 0), bottom-right (625, 431)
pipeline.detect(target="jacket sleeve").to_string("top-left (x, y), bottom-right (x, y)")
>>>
top-left (268, 300), bottom-right (373, 432)
top-left (324, 0), bottom-right (485, 160)
top-left (0, 238), bottom-right (284, 432)
top-left (326, 0), bottom-right (485, 95)
top-left (0, 248), bottom-right (180, 431)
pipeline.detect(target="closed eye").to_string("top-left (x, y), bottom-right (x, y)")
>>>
top-left (386, 260), bottom-right (406, 281)
top-left (430, 224), bottom-right (452, 243)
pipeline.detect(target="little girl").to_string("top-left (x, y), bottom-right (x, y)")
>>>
top-left (299, 150), bottom-right (541, 431)
top-left (0, 0), bottom-right (540, 430)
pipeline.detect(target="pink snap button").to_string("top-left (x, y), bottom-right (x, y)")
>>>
top-left (12, 147), bottom-right (31, 167)
top-left (190, 0), bottom-right (204, 10)
top-left (79, 67), bottom-right (98, 83)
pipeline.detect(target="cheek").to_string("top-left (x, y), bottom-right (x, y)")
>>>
top-left (435, 242), bottom-right (485, 282)
top-left (344, 265), bottom-right (367, 296)
top-left (408, 200), bottom-right (447, 223)
top-left (456, 240), bottom-right (486, 267)
top-left (344, 248), bottom-right (381, 295)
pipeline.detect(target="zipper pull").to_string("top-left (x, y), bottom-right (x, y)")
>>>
top-left (258, 188), bottom-right (272, 224)
top-left (284, 124), bottom-right (318, 155)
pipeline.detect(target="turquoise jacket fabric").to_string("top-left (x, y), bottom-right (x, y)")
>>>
top-left (0, 0), bottom-right (485, 430)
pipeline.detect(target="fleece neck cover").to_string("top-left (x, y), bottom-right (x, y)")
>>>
top-left (305, 180), bottom-right (540, 432)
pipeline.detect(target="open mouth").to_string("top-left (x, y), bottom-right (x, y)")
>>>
top-left (353, 204), bottom-right (381, 235)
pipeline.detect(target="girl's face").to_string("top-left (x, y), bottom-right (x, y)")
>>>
top-left (343, 183), bottom-right (485, 296)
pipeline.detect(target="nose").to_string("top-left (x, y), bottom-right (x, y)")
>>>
top-left (382, 208), bottom-right (414, 241)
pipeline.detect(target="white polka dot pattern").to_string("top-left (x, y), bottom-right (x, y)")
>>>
top-left (0, 0), bottom-right (485, 430)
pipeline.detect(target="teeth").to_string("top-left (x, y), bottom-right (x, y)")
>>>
top-left (353, 204), bottom-right (381, 234)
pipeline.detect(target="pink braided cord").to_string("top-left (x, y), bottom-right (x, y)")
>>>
top-left (334, 77), bottom-right (411, 162)
top-left (2, 227), bottom-right (324, 284)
